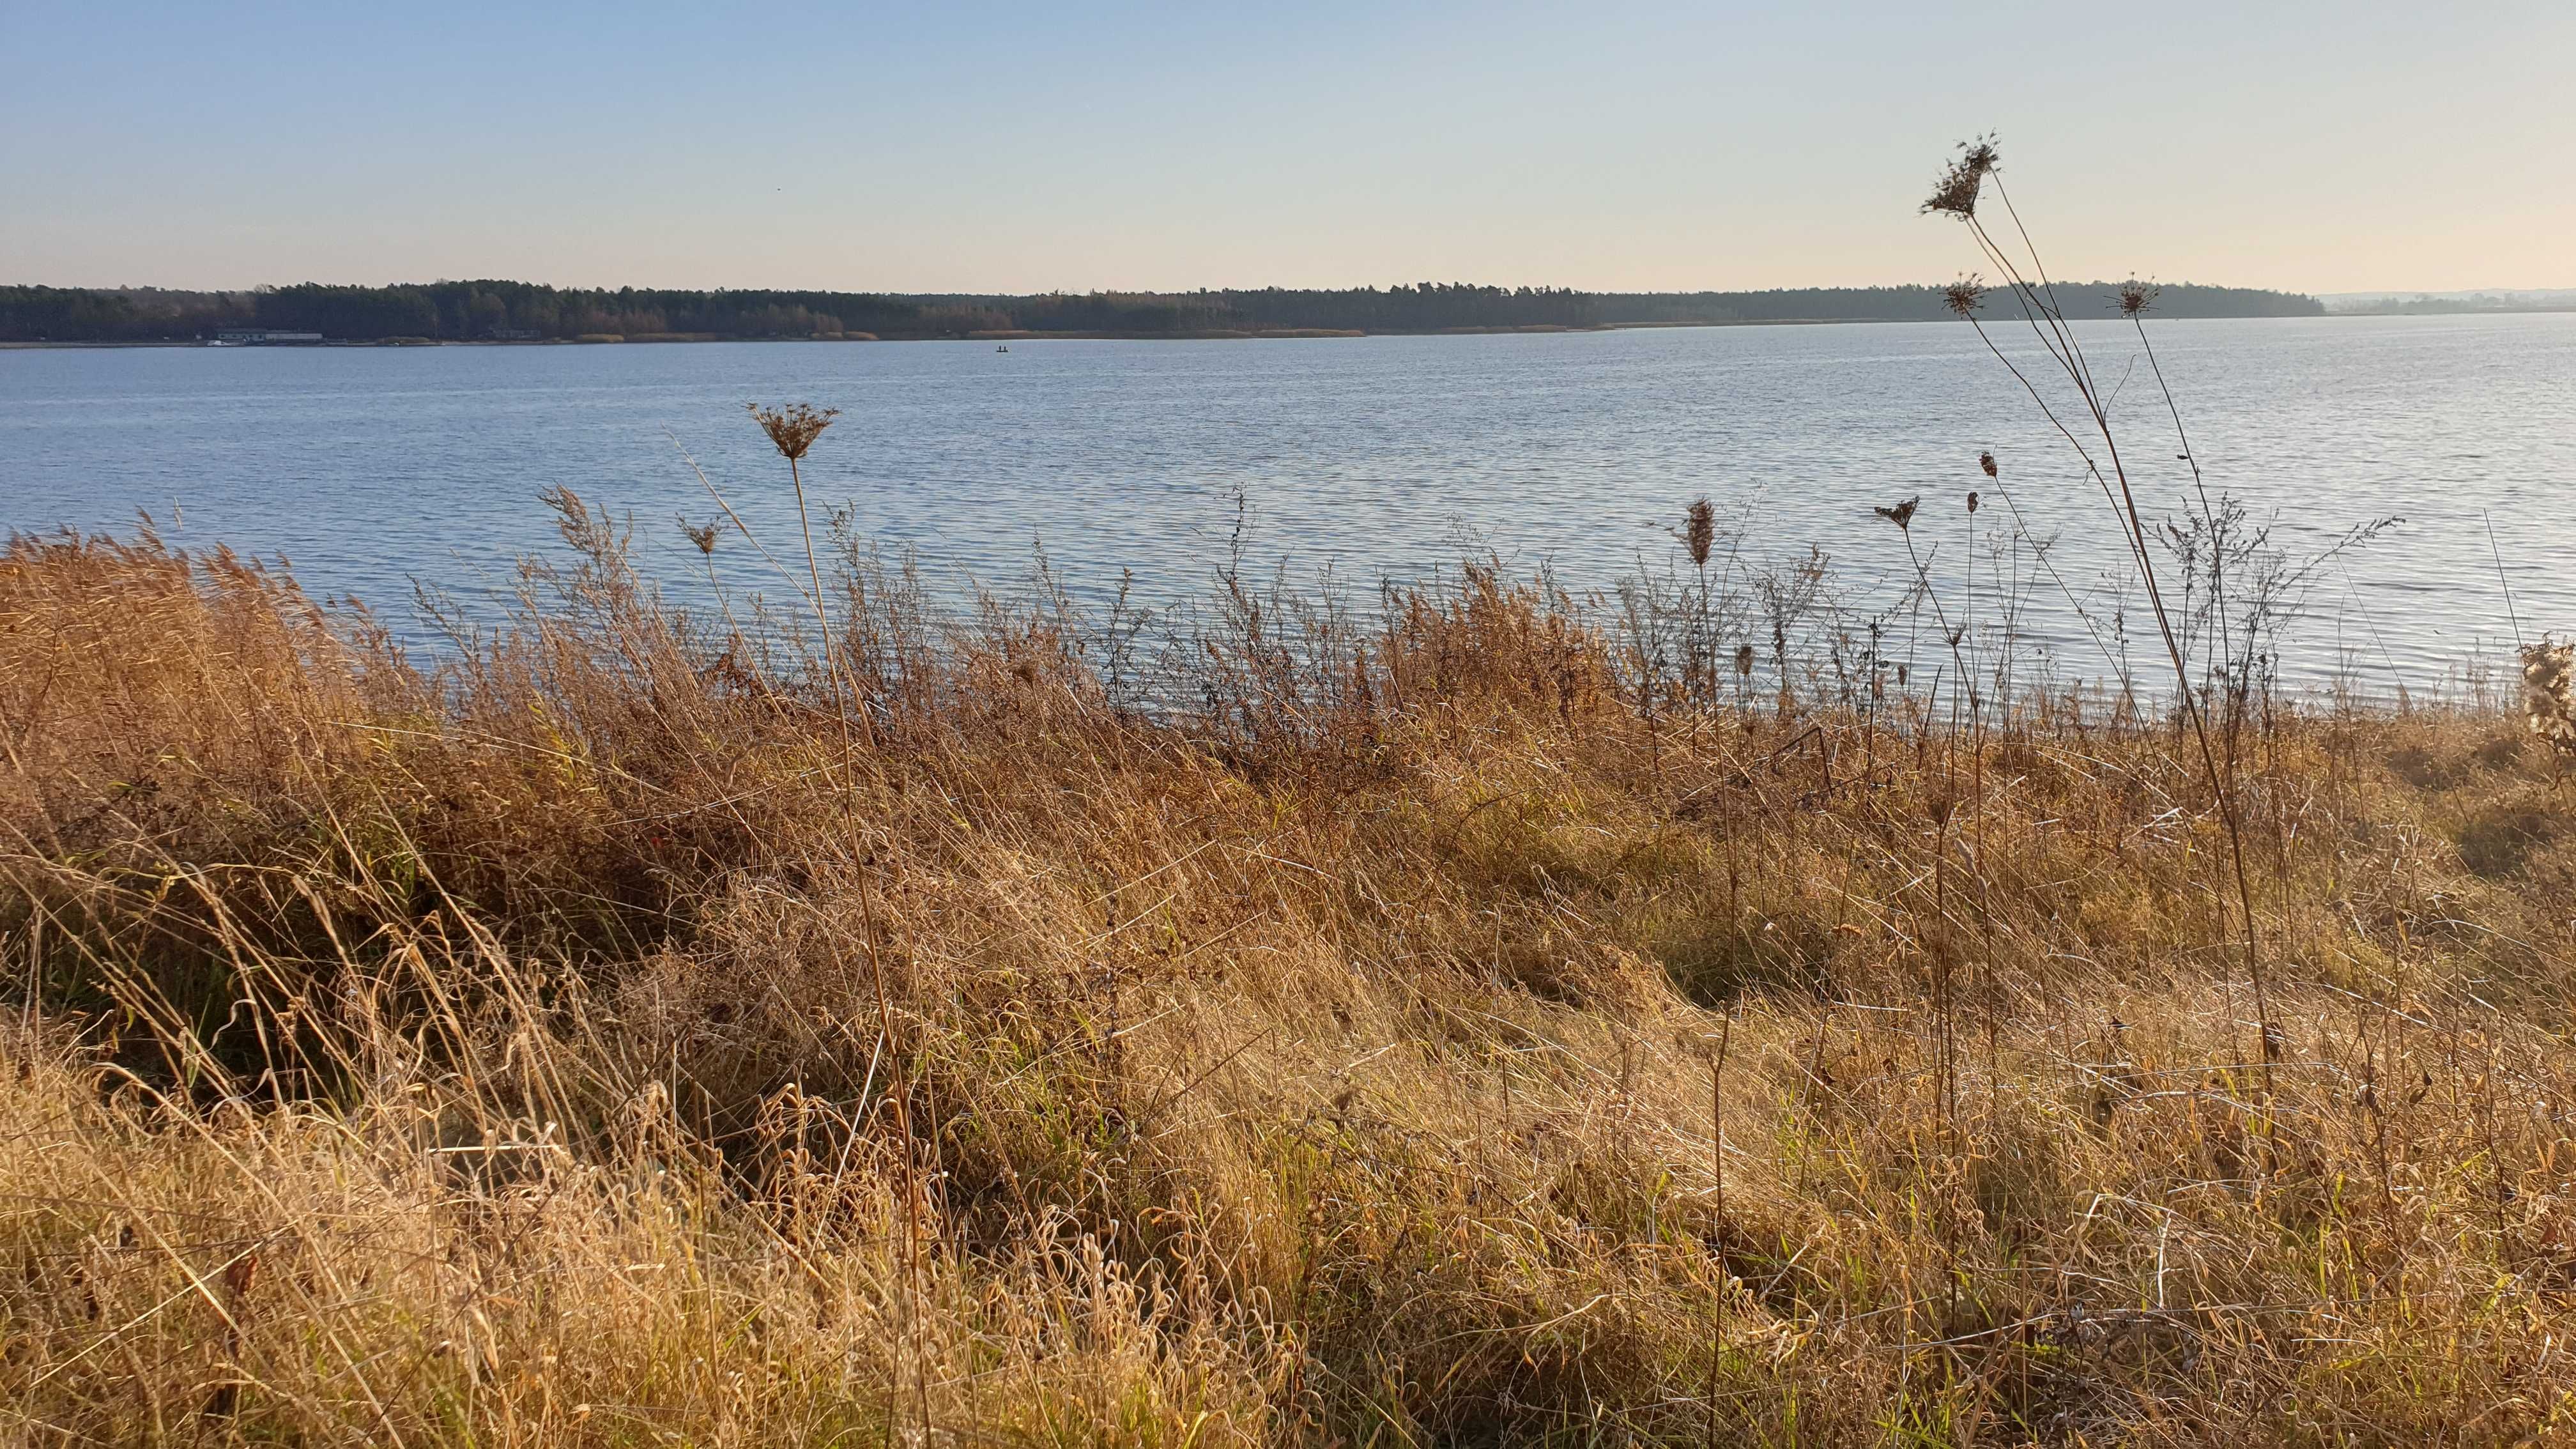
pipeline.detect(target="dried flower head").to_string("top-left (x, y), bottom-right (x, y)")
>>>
top-left (747, 401), bottom-right (839, 461)
top-left (2524, 638), bottom-right (2576, 753)
top-left (1684, 497), bottom-right (1717, 568)
top-left (1921, 136), bottom-right (1999, 218)
top-left (1979, 450), bottom-right (1998, 479)
top-left (1943, 275), bottom-right (1987, 318)
top-left (1735, 643), bottom-right (1756, 677)
top-left (1966, 491), bottom-right (1981, 514)
top-left (678, 518), bottom-right (722, 556)
top-left (1873, 496), bottom-right (1920, 532)
top-left (2118, 280), bottom-right (2161, 319)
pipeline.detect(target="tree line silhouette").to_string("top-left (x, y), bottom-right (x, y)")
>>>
top-left (1, 278), bottom-right (2320, 343)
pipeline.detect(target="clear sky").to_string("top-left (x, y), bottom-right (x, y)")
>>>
top-left (5, 1), bottom-right (2570, 296)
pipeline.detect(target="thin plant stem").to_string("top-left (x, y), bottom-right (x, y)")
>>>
top-left (2487, 510), bottom-right (2524, 648)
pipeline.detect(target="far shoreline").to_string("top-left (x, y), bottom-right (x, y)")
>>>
top-left (5, 308), bottom-right (2568, 351)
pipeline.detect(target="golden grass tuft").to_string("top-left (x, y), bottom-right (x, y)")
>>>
top-left (2524, 637), bottom-right (2576, 755)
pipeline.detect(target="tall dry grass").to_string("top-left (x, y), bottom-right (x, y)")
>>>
top-left (4, 457), bottom-right (2574, 1445)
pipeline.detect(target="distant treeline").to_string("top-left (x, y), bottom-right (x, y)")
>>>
top-left (0, 279), bottom-right (2321, 343)
top-left (2324, 295), bottom-right (2576, 316)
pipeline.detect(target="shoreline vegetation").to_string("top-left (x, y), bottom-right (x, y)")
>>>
top-left (3, 279), bottom-right (2321, 346)
top-left (0, 320), bottom-right (2013, 348)
top-left (4, 441), bottom-right (2572, 1445)
top-left (8, 148), bottom-right (2575, 1445)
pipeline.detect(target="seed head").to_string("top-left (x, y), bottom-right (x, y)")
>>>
top-left (2524, 638), bottom-right (2576, 753)
top-left (1922, 136), bottom-right (1999, 219)
top-left (678, 518), bottom-right (722, 556)
top-left (1874, 496), bottom-right (1920, 532)
top-left (1684, 498), bottom-right (1717, 568)
top-left (1943, 275), bottom-right (1987, 318)
top-left (1734, 643), bottom-right (1756, 677)
top-left (1979, 450), bottom-right (1998, 479)
top-left (1966, 491), bottom-right (1980, 515)
top-left (747, 401), bottom-right (839, 461)
top-left (2118, 280), bottom-right (2161, 318)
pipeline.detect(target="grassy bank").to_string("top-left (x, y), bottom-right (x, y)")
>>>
top-left (3, 478), bottom-right (2573, 1446)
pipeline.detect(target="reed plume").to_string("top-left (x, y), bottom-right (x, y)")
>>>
top-left (2523, 638), bottom-right (2576, 753)
top-left (1685, 497), bottom-right (1717, 569)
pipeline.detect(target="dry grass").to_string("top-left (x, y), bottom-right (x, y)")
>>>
top-left (3, 481), bottom-right (2575, 1448)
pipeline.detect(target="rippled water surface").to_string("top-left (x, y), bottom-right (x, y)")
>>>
top-left (5, 314), bottom-right (2570, 692)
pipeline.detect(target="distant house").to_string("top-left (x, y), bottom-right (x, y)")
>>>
top-left (214, 328), bottom-right (324, 344)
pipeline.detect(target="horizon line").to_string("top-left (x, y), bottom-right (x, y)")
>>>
top-left (13, 276), bottom-right (2345, 299)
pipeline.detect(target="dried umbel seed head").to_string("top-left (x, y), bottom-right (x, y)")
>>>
top-left (1685, 497), bottom-right (1717, 568)
top-left (678, 518), bottom-right (721, 556)
top-left (1873, 496), bottom-right (1920, 532)
top-left (747, 402), bottom-right (839, 461)
top-left (2118, 280), bottom-right (2161, 318)
top-left (1979, 450), bottom-right (1998, 479)
top-left (1943, 275), bottom-right (1987, 318)
top-left (1922, 136), bottom-right (1998, 218)
top-left (1966, 491), bottom-right (1981, 514)
top-left (1735, 643), bottom-right (1756, 677)
top-left (2523, 638), bottom-right (2576, 753)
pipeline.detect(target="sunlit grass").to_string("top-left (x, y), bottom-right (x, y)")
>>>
top-left (3, 453), bottom-right (2572, 1445)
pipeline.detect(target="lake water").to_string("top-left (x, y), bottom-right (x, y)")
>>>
top-left (5, 314), bottom-right (2570, 696)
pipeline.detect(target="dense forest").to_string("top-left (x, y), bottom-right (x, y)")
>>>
top-left (0, 279), bottom-right (2320, 343)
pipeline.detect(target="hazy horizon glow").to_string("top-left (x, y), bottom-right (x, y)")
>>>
top-left (6, 1), bottom-right (2571, 297)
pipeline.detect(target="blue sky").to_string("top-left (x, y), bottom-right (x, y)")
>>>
top-left (5, 1), bottom-right (2570, 293)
